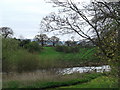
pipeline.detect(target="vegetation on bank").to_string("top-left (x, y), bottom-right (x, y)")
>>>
top-left (3, 72), bottom-right (118, 89)
top-left (2, 38), bottom-right (104, 73)
top-left (2, 38), bottom-right (116, 89)
top-left (39, 46), bottom-right (103, 69)
top-left (3, 73), bottom-right (104, 88)
top-left (2, 38), bottom-right (41, 73)
top-left (60, 76), bottom-right (118, 88)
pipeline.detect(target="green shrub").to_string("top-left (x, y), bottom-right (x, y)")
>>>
top-left (2, 38), bottom-right (20, 52)
top-left (63, 46), bottom-right (71, 53)
top-left (72, 46), bottom-right (80, 53)
top-left (19, 39), bottom-right (31, 48)
top-left (16, 50), bottom-right (40, 72)
top-left (55, 45), bottom-right (64, 52)
top-left (2, 38), bottom-right (20, 73)
top-left (2, 57), bottom-right (13, 73)
top-left (25, 41), bottom-right (42, 53)
top-left (2, 38), bottom-right (41, 73)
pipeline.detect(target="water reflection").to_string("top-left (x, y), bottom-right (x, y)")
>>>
top-left (60, 65), bottom-right (111, 74)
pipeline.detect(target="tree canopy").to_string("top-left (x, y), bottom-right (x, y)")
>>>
top-left (35, 34), bottom-right (48, 46)
top-left (0, 27), bottom-right (13, 38)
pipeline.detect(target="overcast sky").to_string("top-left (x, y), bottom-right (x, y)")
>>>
top-left (0, 0), bottom-right (91, 41)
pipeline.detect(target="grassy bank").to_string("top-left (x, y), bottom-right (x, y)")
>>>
top-left (60, 76), bottom-right (118, 88)
top-left (3, 73), bottom-right (103, 88)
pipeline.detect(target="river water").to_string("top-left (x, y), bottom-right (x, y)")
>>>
top-left (59, 65), bottom-right (111, 74)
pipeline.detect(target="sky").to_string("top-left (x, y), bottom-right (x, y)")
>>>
top-left (0, 0), bottom-right (91, 41)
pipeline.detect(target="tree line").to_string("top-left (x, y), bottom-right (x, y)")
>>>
top-left (0, 27), bottom-right (93, 47)
top-left (0, 27), bottom-right (59, 47)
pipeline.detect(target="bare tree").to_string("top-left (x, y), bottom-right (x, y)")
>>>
top-left (50, 36), bottom-right (59, 46)
top-left (41, 0), bottom-right (120, 85)
top-left (0, 27), bottom-right (13, 38)
top-left (41, 0), bottom-right (120, 58)
top-left (41, 0), bottom-right (119, 52)
top-left (35, 34), bottom-right (48, 46)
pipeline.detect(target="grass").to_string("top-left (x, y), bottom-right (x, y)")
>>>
top-left (38, 47), bottom-right (102, 68)
top-left (3, 72), bottom-right (118, 89)
top-left (40, 47), bottom-right (97, 61)
top-left (2, 73), bottom-right (103, 88)
top-left (39, 47), bottom-right (96, 60)
top-left (60, 76), bottom-right (118, 88)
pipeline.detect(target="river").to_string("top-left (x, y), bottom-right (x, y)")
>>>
top-left (58, 65), bottom-right (111, 74)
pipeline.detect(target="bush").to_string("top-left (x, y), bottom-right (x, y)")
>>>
top-left (2, 38), bottom-right (40, 73)
top-left (2, 38), bottom-right (20, 73)
top-left (19, 39), bottom-right (31, 48)
top-left (25, 41), bottom-right (42, 53)
top-left (2, 38), bottom-right (20, 52)
top-left (55, 46), bottom-right (80, 53)
top-left (64, 46), bottom-right (71, 53)
top-left (55, 45), bottom-right (64, 52)
top-left (2, 57), bottom-right (13, 73)
top-left (15, 50), bottom-right (40, 72)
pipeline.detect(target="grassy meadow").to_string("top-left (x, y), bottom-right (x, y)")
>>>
top-left (38, 47), bottom-right (103, 69)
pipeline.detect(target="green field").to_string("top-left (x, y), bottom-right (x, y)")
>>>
top-left (39, 47), bottom-right (96, 60)
top-left (37, 47), bottom-right (103, 69)
top-left (39, 47), bottom-right (98, 63)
